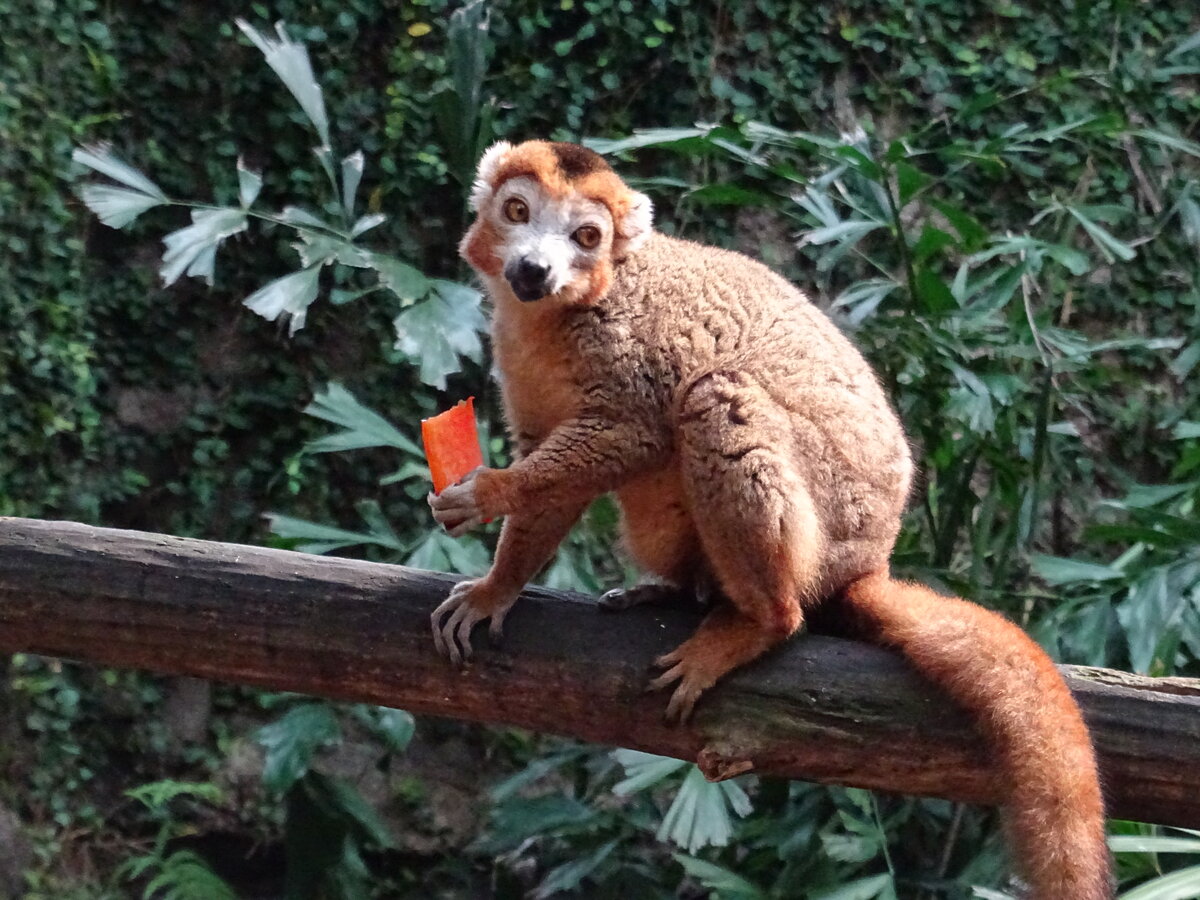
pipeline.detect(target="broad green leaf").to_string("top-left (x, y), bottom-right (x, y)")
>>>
top-left (1109, 835), bottom-right (1200, 853)
top-left (534, 841), bottom-right (618, 900)
top-left (1118, 567), bottom-right (1189, 675)
top-left (257, 704), bottom-right (340, 795)
top-left (1110, 482), bottom-right (1195, 509)
top-left (144, 850), bottom-right (237, 900)
top-left (800, 220), bottom-right (881, 246)
top-left (126, 780), bottom-right (224, 812)
top-left (236, 20), bottom-right (330, 146)
top-left (811, 873), bottom-right (895, 900)
top-left (365, 708), bottom-right (415, 754)
top-left (293, 232), bottom-right (343, 268)
top-left (341, 150), bottom-right (364, 219)
top-left (672, 855), bottom-right (767, 900)
top-left (487, 794), bottom-right (596, 847)
top-left (914, 266), bottom-right (956, 313)
top-left (78, 184), bottom-right (165, 228)
top-left (237, 157), bottom-right (263, 207)
top-left (611, 749), bottom-right (689, 795)
top-left (895, 160), bottom-right (930, 205)
top-left (490, 749), bottom-right (589, 803)
top-left (243, 264), bottom-right (323, 334)
top-left (351, 213), bottom-right (387, 238)
top-left (930, 199), bottom-right (988, 250)
top-left (303, 383), bottom-right (421, 455)
top-left (657, 764), bottom-right (751, 853)
top-left (160, 207), bottom-right (247, 286)
top-left (586, 127), bottom-right (712, 155)
top-left (1174, 421), bottom-right (1200, 440)
top-left (369, 252), bottom-right (431, 302)
top-left (911, 226), bottom-right (956, 263)
top-left (302, 772), bottom-right (394, 848)
top-left (393, 280), bottom-right (486, 388)
top-left (1131, 128), bottom-right (1200, 160)
top-left (72, 144), bottom-right (167, 199)
top-left (967, 235), bottom-right (1087, 275)
top-left (1165, 30), bottom-right (1200, 60)
top-left (404, 530), bottom-right (491, 576)
top-left (832, 279), bottom-right (896, 325)
top-left (279, 205), bottom-right (337, 231)
top-left (1118, 865), bottom-right (1200, 900)
top-left (1030, 554), bottom-right (1124, 585)
top-left (266, 513), bottom-right (388, 554)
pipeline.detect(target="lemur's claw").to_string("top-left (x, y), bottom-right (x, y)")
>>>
top-left (430, 579), bottom-right (514, 665)
top-left (598, 582), bottom-right (683, 611)
top-left (646, 647), bottom-right (709, 724)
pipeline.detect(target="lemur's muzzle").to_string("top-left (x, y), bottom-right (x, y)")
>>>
top-left (505, 257), bottom-right (551, 303)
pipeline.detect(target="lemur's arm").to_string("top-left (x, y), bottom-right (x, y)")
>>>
top-left (429, 412), bottom-right (668, 528)
top-left (431, 501), bottom-right (586, 664)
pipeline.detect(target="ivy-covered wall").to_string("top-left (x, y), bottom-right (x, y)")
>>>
top-left (3, 0), bottom-right (1196, 537)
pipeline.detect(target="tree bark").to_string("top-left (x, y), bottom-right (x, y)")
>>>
top-left (0, 517), bottom-right (1197, 825)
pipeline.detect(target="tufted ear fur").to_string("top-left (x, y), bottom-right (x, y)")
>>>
top-left (614, 190), bottom-right (654, 255)
top-left (468, 141), bottom-right (514, 212)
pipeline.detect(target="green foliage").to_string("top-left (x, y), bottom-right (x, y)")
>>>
top-left (117, 779), bottom-right (237, 899)
top-left (257, 704), bottom-right (341, 796)
top-left (7, 0), bottom-right (1200, 898)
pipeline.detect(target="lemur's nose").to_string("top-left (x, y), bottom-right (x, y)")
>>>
top-left (505, 257), bottom-right (551, 302)
top-left (516, 259), bottom-right (549, 283)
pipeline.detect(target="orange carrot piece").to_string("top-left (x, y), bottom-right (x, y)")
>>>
top-left (421, 397), bottom-right (484, 494)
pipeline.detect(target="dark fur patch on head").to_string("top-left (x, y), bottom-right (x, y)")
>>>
top-left (549, 142), bottom-right (610, 179)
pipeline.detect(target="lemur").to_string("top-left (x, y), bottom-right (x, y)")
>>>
top-left (428, 140), bottom-right (1111, 899)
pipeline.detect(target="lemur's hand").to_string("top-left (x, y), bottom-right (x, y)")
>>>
top-left (428, 466), bottom-right (488, 536)
top-left (431, 577), bottom-right (518, 666)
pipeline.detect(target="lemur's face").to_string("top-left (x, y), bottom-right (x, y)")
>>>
top-left (459, 141), bottom-right (653, 305)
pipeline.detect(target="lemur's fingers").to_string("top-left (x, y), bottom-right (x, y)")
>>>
top-left (665, 682), bottom-right (703, 724)
top-left (429, 473), bottom-right (483, 528)
top-left (653, 647), bottom-right (684, 669)
top-left (645, 662), bottom-right (684, 693)
top-left (488, 606), bottom-right (509, 643)
top-left (431, 580), bottom-right (476, 662)
top-left (452, 604), bottom-right (482, 664)
top-left (446, 516), bottom-right (483, 538)
top-left (431, 579), bottom-right (516, 664)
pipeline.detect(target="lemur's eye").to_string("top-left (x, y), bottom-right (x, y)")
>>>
top-left (502, 197), bottom-right (529, 223)
top-left (572, 225), bottom-right (601, 249)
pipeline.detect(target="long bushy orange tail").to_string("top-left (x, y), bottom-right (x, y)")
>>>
top-left (843, 571), bottom-right (1112, 899)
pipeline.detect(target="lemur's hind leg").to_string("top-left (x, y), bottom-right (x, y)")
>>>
top-left (648, 372), bottom-right (822, 722)
top-left (602, 465), bottom-right (713, 611)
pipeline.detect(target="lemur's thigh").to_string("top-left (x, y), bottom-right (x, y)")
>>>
top-left (616, 463), bottom-right (702, 583)
top-left (677, 371), bottom-right (823, 632)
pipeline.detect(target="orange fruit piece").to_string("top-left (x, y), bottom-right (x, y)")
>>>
top-left (421, 397), bottom-right (484, 494)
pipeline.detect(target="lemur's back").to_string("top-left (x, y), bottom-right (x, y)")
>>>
top-left (610, 232), bottom-right (912, 557)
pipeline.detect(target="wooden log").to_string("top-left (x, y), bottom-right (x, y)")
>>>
top-left (0, 517), bottom-right (1197, 825)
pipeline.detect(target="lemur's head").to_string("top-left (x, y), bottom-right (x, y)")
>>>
top-left (459, 140), bottom-right (654, 305)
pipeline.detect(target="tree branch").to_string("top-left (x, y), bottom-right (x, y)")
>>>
top-left (1, 517), bottom-right (1197, 825)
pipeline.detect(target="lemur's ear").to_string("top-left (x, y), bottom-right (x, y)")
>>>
top-left (469, 141), bottom-right (514, 212)
top-left (615, 190), bottom-right (654, 254)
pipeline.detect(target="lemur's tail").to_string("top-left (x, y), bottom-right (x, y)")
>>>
top-left (842, 571), bottom-right (1112, 900)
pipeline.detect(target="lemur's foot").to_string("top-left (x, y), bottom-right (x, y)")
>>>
top-left (598, 582), bottom-right (685, 611)
top-left (646, 606), bottom-right (781, 724)
top-left (646, 643), bottom-right (719, 724)
top-left (431, 578), bottom-right (517, 666)
top-left (599, 571), bottom-right (720, 612)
